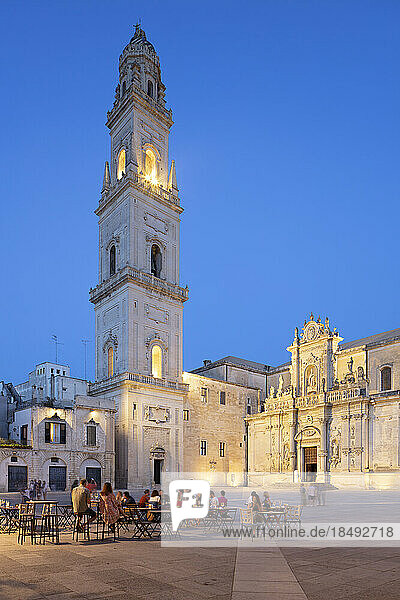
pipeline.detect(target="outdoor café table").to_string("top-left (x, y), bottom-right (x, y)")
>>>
top-left (0, 506), bottom-right (19, 533)
top-left (260, 509), bottom-right (287, 528)
top-left (57, 505), bottom-right (74, 530)
top-left (127, 506), bottom-right (162, 539)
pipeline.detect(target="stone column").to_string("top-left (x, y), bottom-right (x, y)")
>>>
top-left (319, 416), bottom-right (328, 479)
top-left (289, 409), bottom-right (297, 472)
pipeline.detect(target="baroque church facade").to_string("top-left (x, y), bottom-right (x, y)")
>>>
top-left (246, 316), bottom-right (400, 488)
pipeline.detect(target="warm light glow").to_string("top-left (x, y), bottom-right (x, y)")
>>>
top-left (151, 345), bottom-right (162, 379)
top-left (144, 149), bottom-right (157, 184)
top-left (108, 346), bottom-right (114, 377)
top-left (50, 423), bottom-right (60, 443)
top-left (117, 149), bottom-right (126, 180)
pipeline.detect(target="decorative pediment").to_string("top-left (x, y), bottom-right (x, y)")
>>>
top-left (145, 333), bottom-right (167, 350)
top-left (46, 413), bottom-right (66, 423)
top-left (150, 445), bottom-right (166, 459)
top-left (103, 333), bottom-right (118, 353)
top-left (106, 236), bottom-right (120, 251)
top-left (299, 314), bottom-right (334, 344)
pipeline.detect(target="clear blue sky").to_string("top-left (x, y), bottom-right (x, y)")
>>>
top-left (0, 1), bottom-right (399, 383)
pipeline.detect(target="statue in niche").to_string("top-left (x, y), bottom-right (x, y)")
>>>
top-left (306, 366), bottom-right (317, 393)
top-left (330, 437), bottom-right (340, 466)
top-left (347, 357), bottom-right (354, 373)
top-left (277, 375), bottom-right (284, 396)
top-left (269, 386), bottom-right (275, 398)
top-left (151, 244), bottom-right (162, 278)
top-left (357, 366), bottom-right (365, 380)
top-left (282, 444), bottom-right (290, 470)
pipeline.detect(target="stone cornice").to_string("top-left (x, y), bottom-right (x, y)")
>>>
top-left (89, 265), bottom-right (189, 305)
top-left (106, 86), bottom-right (173, 131)
top-left (96, 172), bottom-right (183, 217)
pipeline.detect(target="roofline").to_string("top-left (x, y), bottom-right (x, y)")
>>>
top-left (183, 371), bottom-right (260, 391)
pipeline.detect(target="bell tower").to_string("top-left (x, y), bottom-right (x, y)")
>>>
top-left (89, 25), bottom-right (188, 490)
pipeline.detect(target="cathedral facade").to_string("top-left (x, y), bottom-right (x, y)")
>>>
top-left (247, 316), bottom-right (400, 488)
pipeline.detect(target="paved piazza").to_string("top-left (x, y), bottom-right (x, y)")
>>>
top-left (2, 485), bottom-right (400, 600)
top-left (2, 531), bottom-right (400, 600)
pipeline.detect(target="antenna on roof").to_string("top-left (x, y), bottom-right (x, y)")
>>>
top-left (51, 335), bottom-right (64, 364)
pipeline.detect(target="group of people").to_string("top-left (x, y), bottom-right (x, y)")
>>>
top-left (137, 488), bottom-right (170, 509)
top-left (300, 483), bottom-right (326, 506)
top-left (71, 481), bottom-right (166, 531)
top-left (22, 479), bottom-right (48, 501)
top-left (209, 490), bottom-right (228, 509)
top-left (246, 491), bottom-right (271, 512)
top-left (71, 479), bottom-right (124, 530)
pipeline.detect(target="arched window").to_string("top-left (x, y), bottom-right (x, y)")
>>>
top-left (108, 347), bottom-right (114, 378)
top-left (144, 148), bottom-right (157, 183)
top-left (117, 149), bottom-right (126, 180)
top-left (147, 80), bottom-right (153, 98)
top-left (151, 244), bottom-right (162, 278)
top-left (152, 345), bottom-right (162, 379)
top-left (109, 245), bottom-right (116, 276)
top-left (381, 366), bottom-right (392, 391)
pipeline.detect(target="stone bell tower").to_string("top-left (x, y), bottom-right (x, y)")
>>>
top-left (89, 25), bottom-right (189, 490)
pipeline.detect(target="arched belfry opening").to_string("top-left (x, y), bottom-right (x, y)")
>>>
top-left (110, 245), bottom-right (116, 276)
top-left (151, 244), bottom-right (162, 278)
top-left (147, 80), bottom-right (153, 98)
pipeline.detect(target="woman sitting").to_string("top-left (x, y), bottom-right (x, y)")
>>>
top-left (249, 491), bottom-right (264, 523)
top-left (99, 482), bottom-right (123, 530)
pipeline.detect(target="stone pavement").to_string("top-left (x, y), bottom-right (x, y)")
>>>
top-left (1, 531), bottom-right (400, 599)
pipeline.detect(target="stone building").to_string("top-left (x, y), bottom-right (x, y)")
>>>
top-left (247, 315), bottom-right (400, 488)
top-left (182, 372), bottom-right (259, 485)
top-left (0, 363), bottom-right (115, 492)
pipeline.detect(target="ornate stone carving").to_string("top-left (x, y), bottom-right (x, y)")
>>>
top-left (144, 405), bottom-right (170, 424)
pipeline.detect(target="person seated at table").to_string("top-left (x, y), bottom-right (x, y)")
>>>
top-left (86, 478), bottom-right (97, 493)
top-left (138, 489), bottom-right (150, 508)
top-left (71, 479), bottom-right (97, 529)
top-left (121, 491), bottom-right (136, 506)
top-left (115, 491), bottom-right (123, 504)
top-left (148, 489), bottom-right (161, 509)
top-left (218, 490), bottom-right (228, 508)
top-left (99, 482), bottom-right (123, 529)
top-left (262, 491), bottom-right (271, 510)
top-left (249, 491), bottom-right (264, 523)
top-left (209, 491), bottom-right (219, 509)
top-left (70, 479), bottom-right (79, 503)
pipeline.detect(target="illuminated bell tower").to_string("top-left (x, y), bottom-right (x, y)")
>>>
top-left (89, 25), bottom-right (188, 489)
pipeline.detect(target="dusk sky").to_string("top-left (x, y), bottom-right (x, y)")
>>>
top-left (0, 1), bottom-right (399, 383)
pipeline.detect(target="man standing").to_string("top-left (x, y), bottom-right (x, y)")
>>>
top-left (71, 479), bottom-right (97, 528)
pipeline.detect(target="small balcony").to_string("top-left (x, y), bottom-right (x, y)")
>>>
top-left (89, 265), bottom-right (189, 304)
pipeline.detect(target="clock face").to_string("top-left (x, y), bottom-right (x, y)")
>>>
top-left (306, 324), bottom-right (318, 341)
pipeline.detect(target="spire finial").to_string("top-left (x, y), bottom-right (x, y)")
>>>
top-left (168, 160), bottom-right (178, 195)
top-left (102, 161), bottom-right (110, 193)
